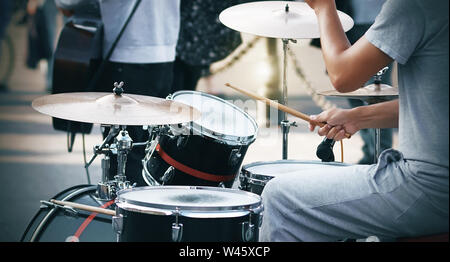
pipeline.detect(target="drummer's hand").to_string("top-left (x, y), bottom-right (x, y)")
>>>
top-left (308, 108), bottom-right (359, 141)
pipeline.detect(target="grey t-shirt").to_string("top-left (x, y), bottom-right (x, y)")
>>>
top-left (366, 0), bottom-right (449, 169)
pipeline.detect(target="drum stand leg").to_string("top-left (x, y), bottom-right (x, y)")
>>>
top-left (281, 39), bottom-right (297, 160)
top-left (374, 128), bottom-right (381, 163)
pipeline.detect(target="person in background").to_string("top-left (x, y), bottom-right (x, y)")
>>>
top-left (27, 0), bottom-right (58, 92)
top-left (0, 0), bottom-right (13, 92)
top-left (56, 0), bottom-right (181, 186)
top-left (171, 0), bottom-right (244, 94)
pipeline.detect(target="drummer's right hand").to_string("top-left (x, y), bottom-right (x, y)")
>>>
top-left (309, 108), bottom-right (358, 141)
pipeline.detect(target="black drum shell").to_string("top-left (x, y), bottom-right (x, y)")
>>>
top-left (21, 185), bottom-right (115, 242)
top-left (116, 207), bottom-right (261, 242)
top-left (145, 133), bottom-right (250, 188)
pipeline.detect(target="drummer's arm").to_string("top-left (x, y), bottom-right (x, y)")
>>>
top-left (350, 99), bottom-right (399, 130)
top-left (306, 0), bottom-right (393, 92)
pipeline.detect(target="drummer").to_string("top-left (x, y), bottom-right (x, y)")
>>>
top-left (260, 0), bottom-right (448, 241)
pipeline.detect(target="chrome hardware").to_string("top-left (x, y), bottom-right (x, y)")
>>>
top-left (112, 214), bottom-right (124, 235)
top-left (101, 155), bottom-right (110, 182)
top-left (241, 211), bottom-right (257, 242)
top-left (161, 166), bottom-right (175, 184)
top-left (172, 209), bottom-right (183, 242)
top-left (356, 236), bottom-right (380, 242)
top-left (241, 221), bottom-right (255, 242)
top-left (176, 136), bottom-right (189, 149)
top-left (374, 66), bottom-right (389, 85)
top-left (113, 81), bottom-right (124, 96)
top-left (40, 200), bottom-right (78, 217)
top-left (228, 148), bottom-right (242, 167)
top-left (281, 120), bottom-right (297, 159)
top-left (112, 214), bottom-right (124, 242)
top-left (142, 135), bottom-right (162, 186)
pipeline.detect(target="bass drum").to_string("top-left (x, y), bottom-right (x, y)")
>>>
top-left (240, 160), bottom-right (349, 195)
top-left (21, 185), bottom-right (115, 242)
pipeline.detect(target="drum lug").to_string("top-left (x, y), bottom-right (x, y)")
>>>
top-left (172, 223), bottom-right (184, 242)
top-left (176, 135), bottom-right (189, 149)
top-left (161, 166), bottom-right (175, 184)
top-left (112, 214), bottom-right (123, 235)
top-left (172, 210), bottom-right (183, 242)
top-left (228, 147), bottom-right (242, 167)
top-left (241, 221), bottom-right (255, 242)
top-left (258, 212), bottom-right (264, 228)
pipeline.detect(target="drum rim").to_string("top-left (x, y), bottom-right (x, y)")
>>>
top-left (241, 160), bottom-right (349, 182)
top-left (116, 186), bottom-right (263, 214)
top-left (26, 185), bottom-right (99, 242)
top-left (167, 90), bottom-right (258, 145)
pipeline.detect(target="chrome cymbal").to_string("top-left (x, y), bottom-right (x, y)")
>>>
top-left (318, 84), bottom-right (399, 102)
top-left (219, 1), bottom-right (353, 39)
top-left (32, 92), bottom-right (201, 126)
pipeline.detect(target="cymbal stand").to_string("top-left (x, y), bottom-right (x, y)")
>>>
top-left (85, 125), bottom-right (139, 201)
top-left (114, 126), bottom-right (133, 190)
top-left (281, 38), bottom-right (298, 159)
top-left (364, 66), bottom-right (389, 164)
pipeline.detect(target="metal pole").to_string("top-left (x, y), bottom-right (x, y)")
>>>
top-left (374, 128), bottom-right (381, 163)
top-left (281, 39), bottom-right (289, 159)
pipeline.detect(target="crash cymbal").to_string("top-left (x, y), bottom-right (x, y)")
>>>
top-left (318, 84), bottom-right (399, 102)
top-left (219, 1), bottom-right (353, 39)
top-left (32, 92), bottom-right (201, 126)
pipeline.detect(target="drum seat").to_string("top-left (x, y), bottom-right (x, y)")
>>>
top-left (397, 233), bottom-right (449, 242)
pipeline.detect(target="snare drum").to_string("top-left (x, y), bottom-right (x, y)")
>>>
top-left (240, 160), bottom-right (349, 195)
top-left (21, 185), bottom-right (115, 242)
top-left (143, 91), bottom-right (258, 188)
top-left (113, 186), bottom-right (263, 242)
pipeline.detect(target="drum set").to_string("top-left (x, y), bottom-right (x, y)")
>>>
top-left (22, 1), bottom-right (398, 242)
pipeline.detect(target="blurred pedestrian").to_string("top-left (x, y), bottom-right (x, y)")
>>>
top-left (0, 0), bottom-right (13, 92)
top-left (171, 0), bottom-right (244, 94)
top-left (56, 0), bottom-right (181, 186)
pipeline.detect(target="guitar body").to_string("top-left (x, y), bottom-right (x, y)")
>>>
top-left (52, 18), bottom-right (103, 134)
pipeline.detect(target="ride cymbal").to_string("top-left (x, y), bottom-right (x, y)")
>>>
top-left (318, 84), bottom-right (399, 102)
top-left (219, 1), bottom-right (353, 39)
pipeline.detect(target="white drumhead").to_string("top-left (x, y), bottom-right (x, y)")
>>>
top-left (117, 186), bottom-right (261, 211)
top-left (171, 91), bottom-right (257, 138)
top-left (245, 160), bottom-right (347, 177)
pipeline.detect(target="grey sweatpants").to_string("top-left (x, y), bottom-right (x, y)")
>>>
top-left (259, 149), bottom-right (449, 242)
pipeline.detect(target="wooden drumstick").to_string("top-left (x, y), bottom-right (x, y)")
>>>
top-left (50, 199), bottom-right (170, 216)
top-left (225, 83), bottom-right (351, 138)
top-left (51, 199), bottom-right (116, 216)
